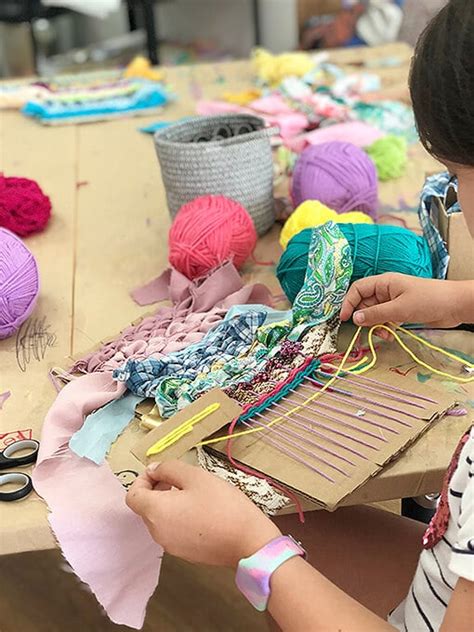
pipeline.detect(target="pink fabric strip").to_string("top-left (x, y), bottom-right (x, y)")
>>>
top-left (33, 373), bottom-right (162, 629)
top-left (72, 263), bottom-right (274, 374)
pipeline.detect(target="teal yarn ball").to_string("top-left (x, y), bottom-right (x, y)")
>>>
top-left (277, 223), bottom-right (434, 304)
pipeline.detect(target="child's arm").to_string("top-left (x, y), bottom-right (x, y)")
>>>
top-left (127, 461), bottom-right (394, 631)
top-left (127, 461), bottom-right (473, 632)
top-left (340, 273), bottom-right (474, 329)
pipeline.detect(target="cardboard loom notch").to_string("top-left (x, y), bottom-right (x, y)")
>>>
top-left (132, 388), bottom-right (242, 465)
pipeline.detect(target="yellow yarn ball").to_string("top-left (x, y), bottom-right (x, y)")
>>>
top-left (280, 201), bottom-right (374, 249)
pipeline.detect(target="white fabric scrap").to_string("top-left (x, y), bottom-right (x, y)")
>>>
top-left (357, 0), bottom-right (403, 46)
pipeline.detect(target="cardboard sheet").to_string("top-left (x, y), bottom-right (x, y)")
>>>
top-left (132, 389), bottom-right (242, 464)
top-left (209, 344), bottom-right (464, 510)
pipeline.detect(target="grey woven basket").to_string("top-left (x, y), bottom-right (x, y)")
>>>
top-left (154, 114), bottom-right (276, 236)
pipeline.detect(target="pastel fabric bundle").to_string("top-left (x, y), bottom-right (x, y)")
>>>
top-left (352, 100), bottom-right (418, 144)
top-left (22, 80), bottom-right (169, 124)
top-left (33, 373), bottom-right (162, 629)
top-left (71, 263), bottom-right (273, 374)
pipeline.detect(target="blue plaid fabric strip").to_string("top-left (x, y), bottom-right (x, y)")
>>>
top-left (113, 311), bottom-right (268, 416)
top-left (417, 171), bottom-right (459, 279)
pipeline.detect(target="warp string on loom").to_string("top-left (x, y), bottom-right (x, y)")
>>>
top-left (197, 323), bottom-right (474, 522)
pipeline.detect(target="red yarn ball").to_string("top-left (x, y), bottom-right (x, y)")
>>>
top-left (169, 195), bottom-right (257, 280)
top-left (0, 174), bottom-right (51, 237)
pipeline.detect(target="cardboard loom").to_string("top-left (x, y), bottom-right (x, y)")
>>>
top-left (133, 351), bottom-right (458, 511)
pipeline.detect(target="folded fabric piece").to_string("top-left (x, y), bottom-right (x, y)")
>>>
top-left (22, 81), bottom-right (169, 124)
top-left (268, 112), bottom-right (309, 140)
top-left (33, 373), bottom-right (162, 629)
top-left (71, 263), bottom-right (273, 374)
top-left (417, 171), bottom-right (459, 279)
top-left (295, 120), bottom-right (385, 150)
top-left (356, 0), bottom-right (403, 47)
top-left (250, 95), bottom-right (294, 115)
top-left (69, 393), bottom-right (142, 464)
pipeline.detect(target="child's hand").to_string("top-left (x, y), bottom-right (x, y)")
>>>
top-left (340, 273), bottom-right (464, 330)
top-left (126, 460), bottom-right (281, 568)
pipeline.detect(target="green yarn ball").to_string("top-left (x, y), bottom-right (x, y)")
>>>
top-left (366, 135), bottom-right (407, 181)
top-left (277, 223), bottom-right (433, 304)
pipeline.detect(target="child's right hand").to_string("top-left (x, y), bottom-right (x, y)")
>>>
top-left (340, 273), bottom-right (468, 330)
top-left (126, 460), bottom-right (281, 568)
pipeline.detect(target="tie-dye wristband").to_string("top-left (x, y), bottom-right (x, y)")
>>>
top-left (235, 535), bottom-right (306, 611)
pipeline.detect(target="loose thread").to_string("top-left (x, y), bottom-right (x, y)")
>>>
top-left (353, 324), bottom-right (474, 383)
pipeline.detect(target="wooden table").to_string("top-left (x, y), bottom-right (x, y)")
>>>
top-left (0, 42), bottom-right (472, 555)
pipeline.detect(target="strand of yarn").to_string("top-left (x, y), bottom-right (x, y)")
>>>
top-left (354, 324), bottom-right (474, 384)
top-left (280, 200), bottom-right (373, 249)
top-left (277, 223), bottom-right (433, 303)
top-left (291, 141), bottom-right (379, 219)
top-left (0, 228), bottom-right (39, 339)
top-left (365, 135), bottom-right (408, 181)
top-left (0, 174), bottom-right (51, 236)
top-left (169, 195), bottom-right (257, 280)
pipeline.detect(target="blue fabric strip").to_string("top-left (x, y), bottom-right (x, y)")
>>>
top-left (69, 394), bottom-right (142, 465)
top-left (22, 83), bottom-right (169, 122)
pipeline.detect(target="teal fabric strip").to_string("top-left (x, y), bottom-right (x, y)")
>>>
top-left (69, 394), bottom-right (143, 465)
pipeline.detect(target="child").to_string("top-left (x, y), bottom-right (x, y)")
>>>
top-left (127, 2), bottom-right (474, 629)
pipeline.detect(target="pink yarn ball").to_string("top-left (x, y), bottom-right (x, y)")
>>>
top-left (169, 195), bottom-right (257, 280)
top-left (291, 141), bottom-right (379, 219)
top-left (0, 228), bottom-right (39, 339)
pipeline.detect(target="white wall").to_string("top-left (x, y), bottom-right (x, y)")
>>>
top-left (259, 0), bottom-right (298, 53)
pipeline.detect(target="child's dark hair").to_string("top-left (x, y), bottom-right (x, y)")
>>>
top-left (409, 0), bottom-right (474, 167)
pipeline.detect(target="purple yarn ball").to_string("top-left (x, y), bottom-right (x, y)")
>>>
top-left (0, 228), bottom-right (39, 339)
top-left (291, 141), bottom-right (379, 219)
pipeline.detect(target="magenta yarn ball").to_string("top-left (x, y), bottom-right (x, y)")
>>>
top-left (291, 141), bottom-right (379, 219)
top-left (0, 228), bottom-right (39, 339)
top-left (168, 195), bottom-right (257, 280)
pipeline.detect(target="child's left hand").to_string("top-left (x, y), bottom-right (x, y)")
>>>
top-left (126, 460), bottom-right (281, 567)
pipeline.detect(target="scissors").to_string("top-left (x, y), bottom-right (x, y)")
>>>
top-left (0, 439), bottom-right (39, 502)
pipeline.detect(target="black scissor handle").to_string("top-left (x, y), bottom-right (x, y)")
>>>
top-left (0, 439), bottom-right (40, 470)
top-left (0, 472), bottom-right (33, 501)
